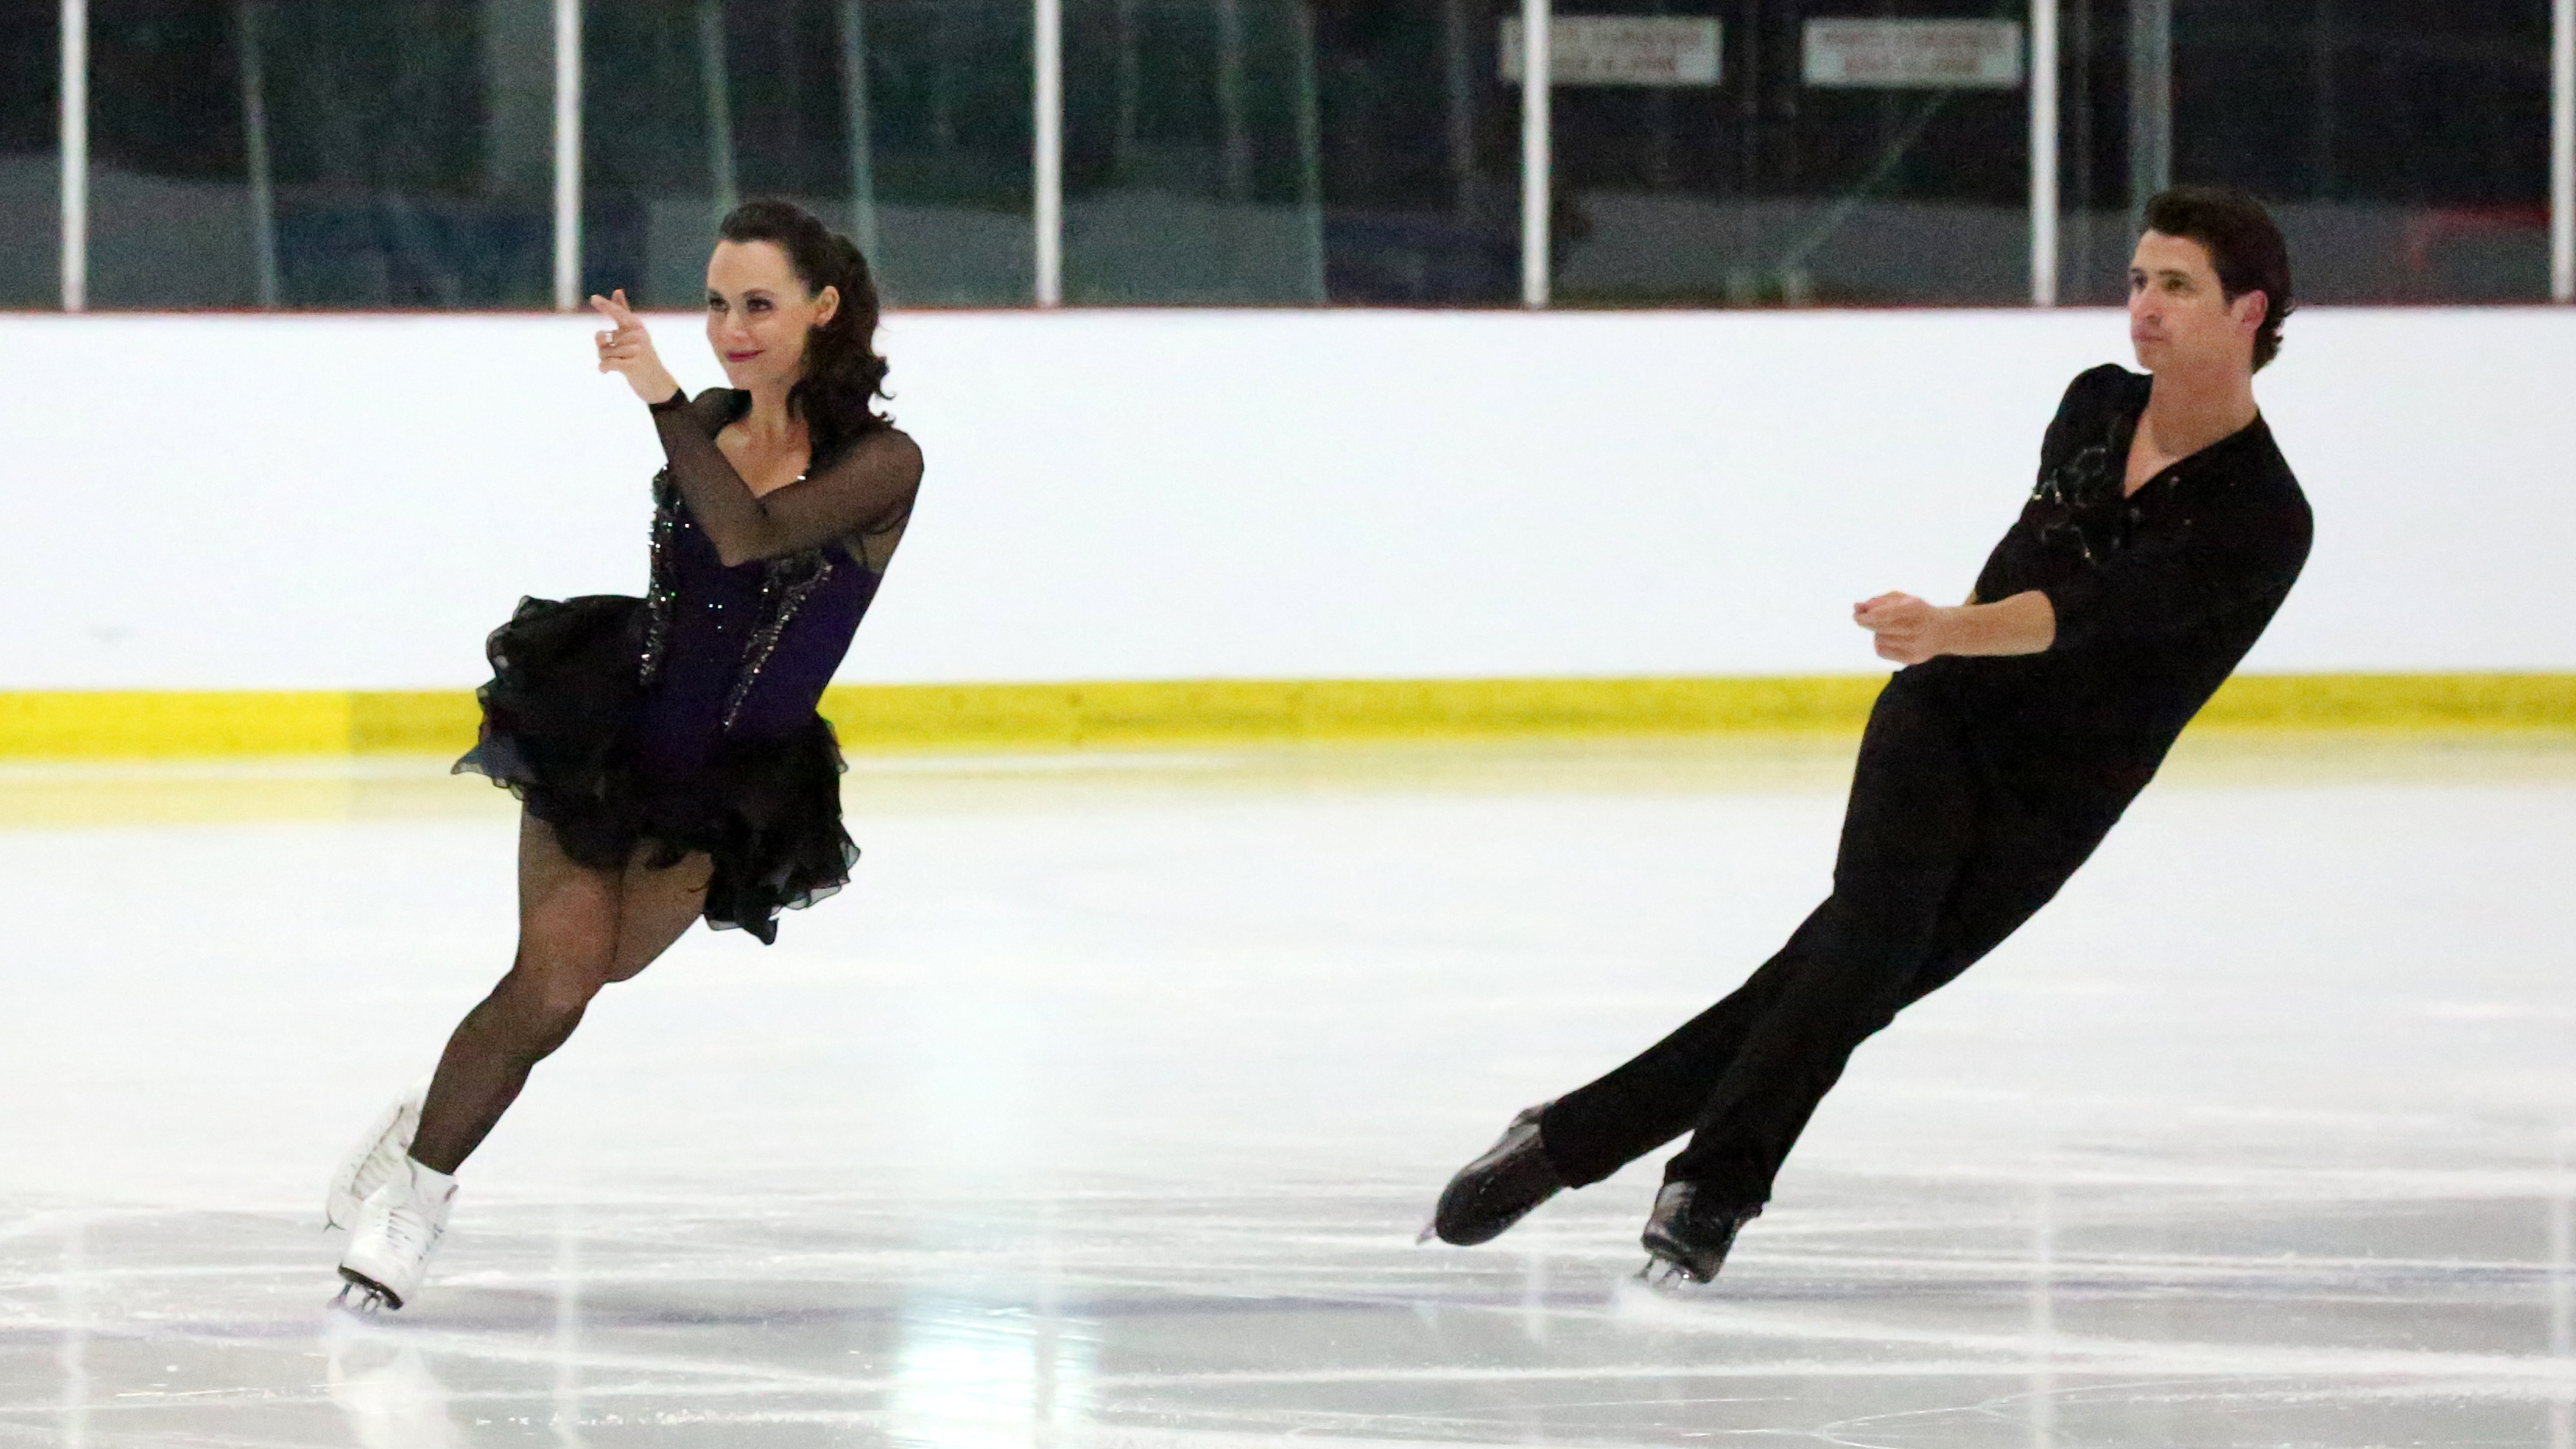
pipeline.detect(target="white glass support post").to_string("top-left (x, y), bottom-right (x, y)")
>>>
top-left (58, 0), bottom-right (85, 312)
top-left (2029, 0), bottom-right (2058, 305)
top-left (1519, 0), bottom-right (1549, 308)
top-left (553, 0), bottom-right (582, 311)
top-left (2553, 0), bottom-right (2573, 301)
top-left (1034, 0), bottom-right (1062, 305)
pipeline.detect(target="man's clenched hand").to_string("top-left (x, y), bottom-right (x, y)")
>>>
top-left (1855, 590), bottom-right (2057, 663)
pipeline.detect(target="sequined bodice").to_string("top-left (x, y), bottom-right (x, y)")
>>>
top-left (634, 472), bottom-right (883, 779)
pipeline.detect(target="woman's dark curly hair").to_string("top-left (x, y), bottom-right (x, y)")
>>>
top-left (716, 199), bottom-right (891, 464)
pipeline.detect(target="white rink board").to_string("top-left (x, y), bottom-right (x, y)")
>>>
top-left (2, 306), bottom-right (2571, 688)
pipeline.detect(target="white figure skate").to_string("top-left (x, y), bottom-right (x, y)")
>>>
top-left (335, 1158), bottom-right (456, 1313)
top-left (326, 1078), bottom-right (430, 1231)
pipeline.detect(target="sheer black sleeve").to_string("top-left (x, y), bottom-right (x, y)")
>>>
top-left (651, 388), bottom-right (923, 568)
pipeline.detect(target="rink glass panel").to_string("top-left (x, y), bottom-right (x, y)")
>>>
top-left (582, 0), bottom-right (1036, 309)
top-left (33, 0), bottom-right (2574, 312)
top-left (1543, 0), bottom-right (2032, 308)
top-left (2054, 0), bottom-right (2555, 305)
top-left (1061, 2), bottom-right (1526, 306)
top-left (85, 0), bottom-right (552, 309)
top-left (1304, 3), bottom-right (1522, 306)
top-left (1061, 0), bottom-right (1329, 304)
top-left (0, 0), bottom-right (56, 308)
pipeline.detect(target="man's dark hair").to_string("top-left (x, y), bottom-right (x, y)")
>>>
top-left (2142, 186), bottom-right (2294, 371)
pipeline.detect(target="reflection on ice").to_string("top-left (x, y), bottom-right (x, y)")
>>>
top-left (1519, 1238), bottom-right (1551, 1346)
top-left (2552, 1134), bottom-right (2573, 1449)
top-left (552, 1199), bottom-right (585, 1449)
top-left (326, 1317), bottom-right (459, 1449)
top-left (56, 1219), bottom-right (86, 1449)
top-left (891, 1298), bottom-right (1098, 1447)
top-left (2026, 1171), bottom-right (2056, 1449)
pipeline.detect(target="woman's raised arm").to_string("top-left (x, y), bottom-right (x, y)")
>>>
top-left (651, 395), bottom-right (921, 567)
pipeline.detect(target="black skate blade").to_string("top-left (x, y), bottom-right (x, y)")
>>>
top-left (333, 1268), bottom-right (403, 1314)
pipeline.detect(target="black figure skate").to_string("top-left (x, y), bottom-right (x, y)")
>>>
top-left (1638, 1181), bottom-right (1760, 1285)
top-left (1423, 1103), bottom-right (1565, 1246)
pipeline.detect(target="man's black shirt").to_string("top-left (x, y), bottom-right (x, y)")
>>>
top-left (1900, 364), bottom-right (2313, 797)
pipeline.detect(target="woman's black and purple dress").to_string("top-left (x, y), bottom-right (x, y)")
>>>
top-left (456, 388), bottom-right (919, 943)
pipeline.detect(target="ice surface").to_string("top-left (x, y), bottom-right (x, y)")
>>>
top-left (2, 737), bottom-right (2572, 1446)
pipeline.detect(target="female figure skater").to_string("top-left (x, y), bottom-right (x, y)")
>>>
top-left (326, 199), bottom-right (924, 1310)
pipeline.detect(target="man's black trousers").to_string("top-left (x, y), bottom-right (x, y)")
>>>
top-left (1538, 679), bottom-right (2138, 1208)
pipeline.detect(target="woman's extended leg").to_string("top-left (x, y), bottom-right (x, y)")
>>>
top-left (409, 814), bottom-right (709, 1173)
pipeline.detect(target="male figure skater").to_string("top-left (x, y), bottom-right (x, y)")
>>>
top-left (1428, 186), bottom-right (2314, 1282)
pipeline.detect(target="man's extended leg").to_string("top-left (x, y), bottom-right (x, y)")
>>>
top-left (1657, 756), bottom-right (2132, 1208)
top-left (1539, 683), bottom-right (1982, 1189)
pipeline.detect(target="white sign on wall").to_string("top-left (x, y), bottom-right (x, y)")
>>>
top-left (1500, 16), bottom-right (1723, 86)
top-left (1802, 19), bottom-right (2024, 89)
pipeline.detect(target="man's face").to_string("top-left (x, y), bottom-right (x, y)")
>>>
top-left (2127, 230), bottom-right (2263, 375)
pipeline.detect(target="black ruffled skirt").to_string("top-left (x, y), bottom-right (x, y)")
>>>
top-left (452, 594), bottom-right (856, 944)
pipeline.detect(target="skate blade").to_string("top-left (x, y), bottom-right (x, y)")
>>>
top-left (333, 1271), bottom-right (401, 1315)
top-left (1637, 1258), bottom-right (1706, 1291)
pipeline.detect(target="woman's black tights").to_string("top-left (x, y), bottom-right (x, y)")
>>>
top-left (409, 814), bottom-right (711, 1175)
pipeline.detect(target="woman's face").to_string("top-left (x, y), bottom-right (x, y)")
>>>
top-left (705, 239), bottom-right (839, 392)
